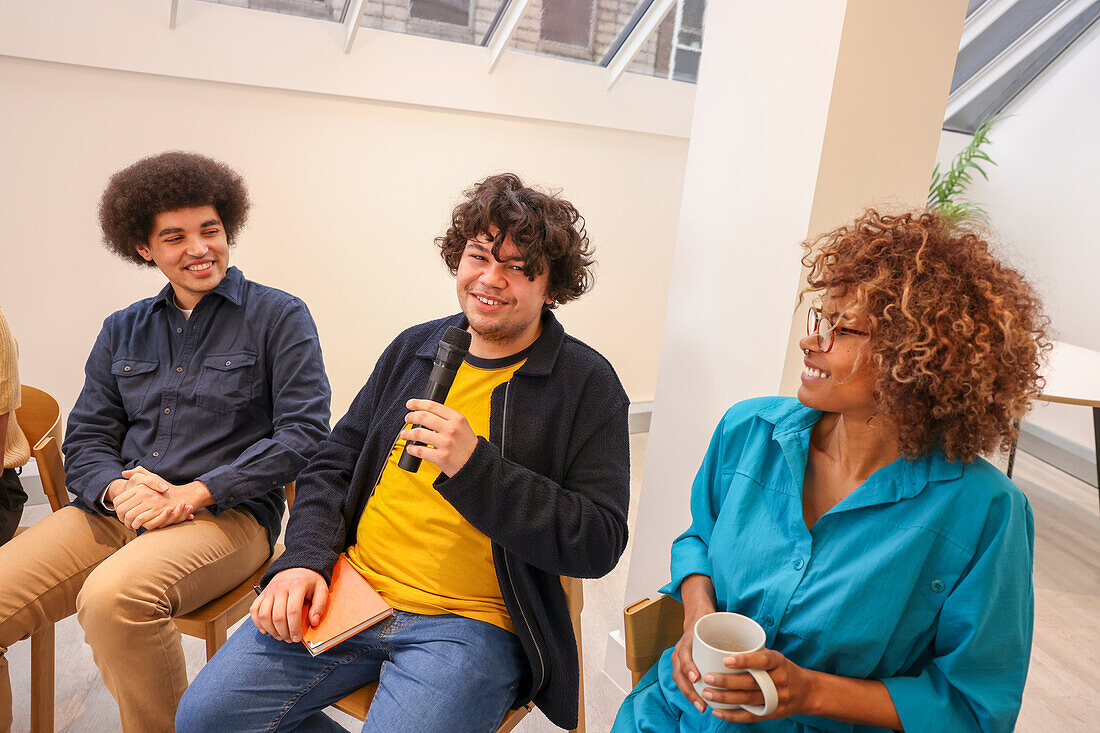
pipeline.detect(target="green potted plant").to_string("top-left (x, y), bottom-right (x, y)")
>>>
top-left (928, 115), bottom-right (1002, 223)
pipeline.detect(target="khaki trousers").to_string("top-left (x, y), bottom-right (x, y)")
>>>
top-left (0, 505), bottom-right (269, 733)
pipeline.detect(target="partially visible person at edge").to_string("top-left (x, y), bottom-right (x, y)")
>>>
top-left (0, 151), bottom-right (331, 733)
top-left (176, 173), bottom-right (630, 732)
top-left (614, 210), bottom-right (1047, 733)
top-left (0, 307), bottom-right (30, 546)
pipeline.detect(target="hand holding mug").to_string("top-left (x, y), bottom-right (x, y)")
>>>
top-left (692, 612), bottom-right (779, 716)
top-left (670, 615), bottom-right (710, 714)
top-left (704, 647), bottom-right (817, 723)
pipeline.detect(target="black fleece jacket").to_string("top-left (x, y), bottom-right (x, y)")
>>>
top-left (265, 311), bottom-right (630, 729)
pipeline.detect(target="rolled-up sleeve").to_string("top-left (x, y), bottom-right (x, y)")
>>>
top-left (659, 405), bottom-right (749, 600)
top-left (882, 491), bottom-right (1035, 733)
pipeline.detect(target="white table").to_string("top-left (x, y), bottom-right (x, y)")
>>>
top-left (1007, 340), bottom-right (1100, 510)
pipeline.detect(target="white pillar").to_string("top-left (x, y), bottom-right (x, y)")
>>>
top-left (606, 0), bottom-right (966, 692)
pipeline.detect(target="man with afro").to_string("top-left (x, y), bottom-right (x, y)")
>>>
top-left (0, 151), bottom-right (331, 732)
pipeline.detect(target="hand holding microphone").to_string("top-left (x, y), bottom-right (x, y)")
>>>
top-left (398, 326), bottom-right (472, 473)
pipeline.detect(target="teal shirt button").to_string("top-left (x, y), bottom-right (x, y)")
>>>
top-left (764, 616), bottom-right (775, 627)
top-left (931, 579), bottom-right (946, 593)
top-left (793, 558), bottom-right (804, 570)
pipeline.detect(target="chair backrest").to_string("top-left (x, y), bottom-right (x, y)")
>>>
top-left (624, 594), bottom-right (685, 687)
top-left (14, 385), bottom-right (67, 512)
top-left (14, 384), bottom-right (61, 448)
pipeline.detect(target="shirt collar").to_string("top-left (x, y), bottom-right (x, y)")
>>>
top-left (765, 398), bottom-right (963, 511)
top-left (416, 310), bottom-right (564, 376)
top-left (148, 266), bottom-right (246, 313)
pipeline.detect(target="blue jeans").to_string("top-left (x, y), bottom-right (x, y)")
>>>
top-left (176, 611), bottom-right (525, 733)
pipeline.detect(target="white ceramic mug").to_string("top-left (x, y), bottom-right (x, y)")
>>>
top-left (691, 612), bottom-right (779, 715)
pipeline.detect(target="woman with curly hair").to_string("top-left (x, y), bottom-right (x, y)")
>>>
top-left (614, 210), bottom-right (1047, 733)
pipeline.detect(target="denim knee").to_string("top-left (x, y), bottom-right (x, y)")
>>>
top-left (175, 673), bottom-right (227, 732)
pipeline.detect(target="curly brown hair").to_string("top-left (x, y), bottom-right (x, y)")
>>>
top-left (98, 151), bottom-right (250, 266)
top-left (801, 210), bottom-right (1050, 462)
top-left (437, 173), bottom-right (595, 308)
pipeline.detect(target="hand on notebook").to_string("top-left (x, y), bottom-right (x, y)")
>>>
top-left (251, 567), bottom-right (329, 643)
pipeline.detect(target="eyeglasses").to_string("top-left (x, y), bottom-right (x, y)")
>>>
top-left (806, 306), bottom-right (870, 352)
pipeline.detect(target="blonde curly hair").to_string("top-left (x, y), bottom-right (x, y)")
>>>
top-left (801, 210), bottom-right (1050, 462)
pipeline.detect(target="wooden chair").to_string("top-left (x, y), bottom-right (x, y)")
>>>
top-left (623, 594), bottom-right (685, 687)
top-left (14, 382), bottom-right (294, 732)
top-left (331, 576), bottom-right (586, 733)
top-left (172, 483), bottom-right (292, 659)
top-left (14, 385), bottom-right (66, 733)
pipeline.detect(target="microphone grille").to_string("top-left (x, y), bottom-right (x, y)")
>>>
top-left (442, 326), bottom-right (472, 352)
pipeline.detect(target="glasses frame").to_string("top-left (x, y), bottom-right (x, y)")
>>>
top-left (806, 306), bottom-right (870, 353)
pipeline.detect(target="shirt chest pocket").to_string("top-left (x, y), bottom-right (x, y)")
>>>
top-left (111, 358), bottom-right (159, 419)
top-left (196, 352), bottom-right (258, 415)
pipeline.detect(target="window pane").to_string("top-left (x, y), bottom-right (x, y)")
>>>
top-left (511, 0), bottom-right (645, 65)
top-left (359, 0), bottom-right (494, 45)
top-left (540, 0), bottom-right (596, 47)
top-left (198, 0), bottom-right (347, 21)
top-left (410, 0), bottom-right (471, 26)
top-left (626, 0), bottom-right (707, 84)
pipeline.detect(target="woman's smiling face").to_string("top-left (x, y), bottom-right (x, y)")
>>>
top-left (797, 290), bottom-right (878, 418)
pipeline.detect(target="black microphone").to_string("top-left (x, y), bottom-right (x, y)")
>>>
top-left (398, 326), bottom-right (472, 473)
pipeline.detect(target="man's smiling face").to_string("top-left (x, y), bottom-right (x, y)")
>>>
top-left (135, 204), bottom-right (230, 310)
top-left (456, 229), bottom-right (554, 357)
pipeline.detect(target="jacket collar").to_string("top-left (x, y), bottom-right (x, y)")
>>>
top-left (415, 310), bottom-right (564, 377)
top-left (149, 266), bottom-right (246, 313)
top-left (765, 397), bottom-right (963, 511)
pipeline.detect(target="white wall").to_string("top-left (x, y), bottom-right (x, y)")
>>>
top-left (0, 0), bottom-right (694, 138)
top-left (934, 21), bottom-right (1100, 458)
top-left (0, 54), bottom-right (689, 420)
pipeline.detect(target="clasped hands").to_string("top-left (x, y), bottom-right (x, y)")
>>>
top-left (399, 398), bottom-right (478, 477)
top-left (106, 466), bottom-right (212, 531)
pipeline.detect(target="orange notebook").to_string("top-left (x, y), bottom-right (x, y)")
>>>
top-left (301, 555), bottom-right (393, 656)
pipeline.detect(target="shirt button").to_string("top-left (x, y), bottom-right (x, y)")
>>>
top-left (931, 579), bottom-right (945, 593)
top-left (793, 558), bottom-right (804, 570)
top-left (152, 451), bottom-right (159, 457)
top-left (227, 495), bottom-right (235, 502)
top-left (123, 365), bottom-right (131, 372)
top-left (176, 366), bottom-right (183, 373)
top-left (164, 407), bottom-right (171, 414)
top-left (177, 327), bottom-right (183, 334)
top-left (272, 481), bottom-right (279, 486)
top-left (764, 616), bottom-right (775, 627)
top-left (225, 360), bottom-right (232, 367)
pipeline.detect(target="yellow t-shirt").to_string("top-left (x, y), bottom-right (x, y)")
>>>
top-left (345, 352), bottom-right (527, 634)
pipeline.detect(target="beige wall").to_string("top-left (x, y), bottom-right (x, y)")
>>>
top-left (0, 55), bottom-right (688, 421)
top-left (776, 0), bottom-right (966, 395)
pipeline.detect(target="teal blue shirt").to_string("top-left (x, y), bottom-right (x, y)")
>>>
top-left (662, 397), bottom-right (1034, 732)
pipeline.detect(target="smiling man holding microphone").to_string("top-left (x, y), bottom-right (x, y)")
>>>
top-left (178, 172), bottom-right (631, 733)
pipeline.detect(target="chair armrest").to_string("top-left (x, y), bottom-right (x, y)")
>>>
top-left (624, 594), bottom-right (685, 687)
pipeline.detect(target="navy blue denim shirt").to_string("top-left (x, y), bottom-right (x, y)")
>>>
top-left (62, 267), bottom-right (331, 548)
